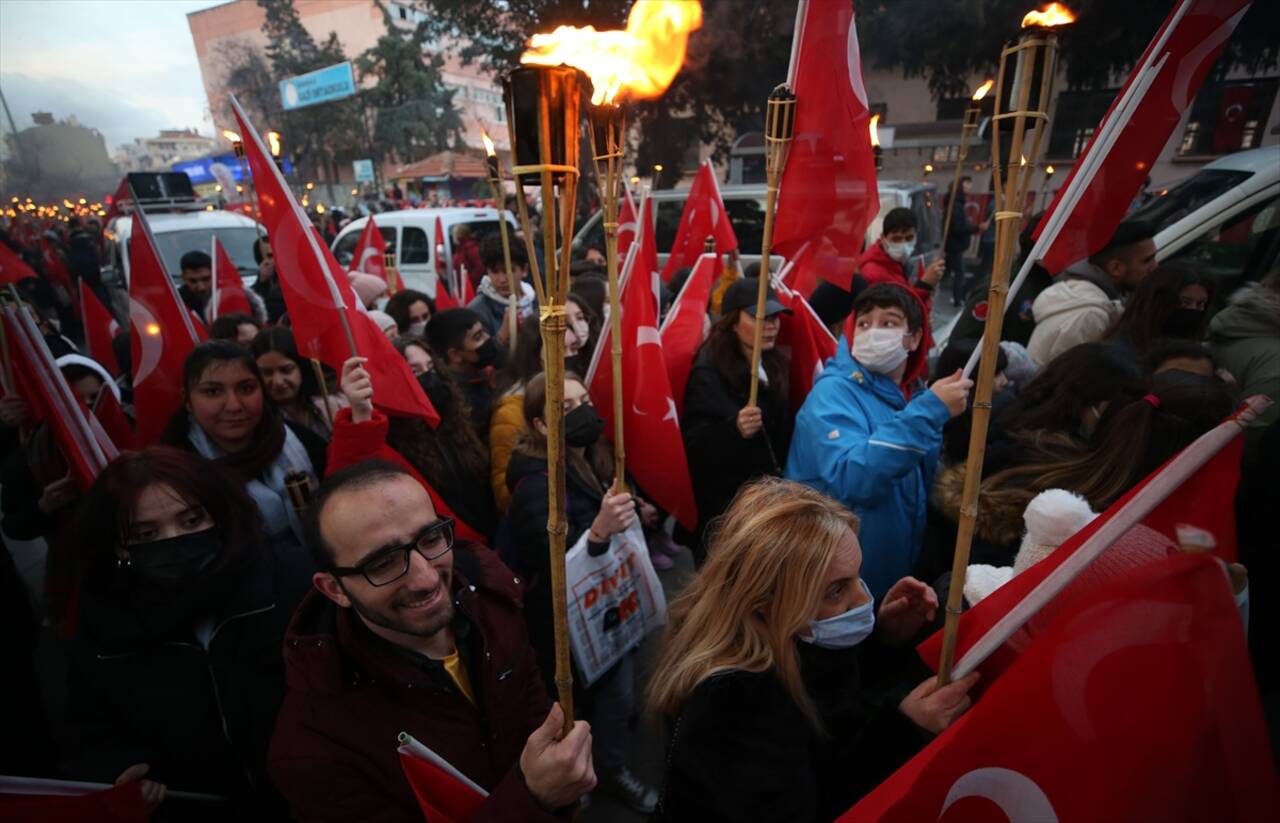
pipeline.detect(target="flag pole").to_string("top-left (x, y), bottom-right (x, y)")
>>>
top-left (310, 359), bottom-right (334, 428)
top-left (747, 84), bottom-right (796, 408)
top-left (938, 16), bottom-right (1066, 685)
top-left (587, 99), bottom-right (629, 493)
top-left (504, 65), bottom-right (583, 737)
top-left (209, 236), bottom-right (220, 322)
top-left (482, 132), bottom-right (521, 358)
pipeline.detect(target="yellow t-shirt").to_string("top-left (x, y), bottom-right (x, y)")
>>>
top-left (441, 650), bottom-right (477, 706)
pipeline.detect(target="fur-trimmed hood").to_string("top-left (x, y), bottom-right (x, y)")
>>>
top-left (1210, 282), bottom-right (1280, 342)
top-left (933, 461), bottom-right (1028, 549)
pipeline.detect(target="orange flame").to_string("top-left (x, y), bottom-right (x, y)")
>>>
top-left (1021, 3), bottom-right (1076, 28)
top-left (481, 130), bottom-right (496, 157)
top-left (222, 129), bottom-right (241, 143)
top-left (972, 79), bottom-right (994, 101)
top-left (520, 1), bottom-right (703, 105)
top-left (869, 114), bottom-right (881, 148)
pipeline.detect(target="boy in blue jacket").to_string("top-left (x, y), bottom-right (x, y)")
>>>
top-left (786, 283), bottom-right (971, 598)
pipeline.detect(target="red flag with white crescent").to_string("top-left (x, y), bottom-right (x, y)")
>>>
top-left (128, 208), bottom-right (201, 447)
top-left (659, 162), bottom-right (738, 283)
top-left (659, 253), bottom-right (719, 413)
top-left (616, 187), bottom-right (639, 261)
top-left (773, 0), bottom-right (879, 291)
top-left (586, 199), bottom-right (697, 530)
top-left (230, 96), bottom-right (438, 427)
top-left (353, 217), bottom-right (393, 292)
top-left (1033, 0), bottom-right (1253, 274)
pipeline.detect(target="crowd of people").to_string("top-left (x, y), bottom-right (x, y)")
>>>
top-left (0, 191), bottom-right (1275, 822)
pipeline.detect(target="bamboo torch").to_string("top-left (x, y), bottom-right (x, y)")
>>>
top-left (502, 65), bottom-right (583, 735)
top-left (937, 3), bottom-right (1072, 685)
top-left (747, 85), bottom-right (796, 407)
top-left (223, 130), bottom-right (259, 223)
top-left (384, 250), bottom-right (400, 296)
top-left (940, 79), bottom-right (993, 252)
top-left (481, 130), bottom-right (520, 356)
top-left (587, 98), bottom-right (629, 493)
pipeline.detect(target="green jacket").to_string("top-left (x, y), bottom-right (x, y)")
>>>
top-left (1209, 282), bottom-right (1280, 454)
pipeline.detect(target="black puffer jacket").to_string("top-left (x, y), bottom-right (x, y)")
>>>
top-left (655, 639), bottom-right (929, 823)
top-left (66, 540), bottom-right (312, 817)
top-left (681, 348), bottom-right (792, 551)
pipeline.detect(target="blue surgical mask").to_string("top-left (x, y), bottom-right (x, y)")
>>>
top-left (803, 581), bottom-right (876, 649)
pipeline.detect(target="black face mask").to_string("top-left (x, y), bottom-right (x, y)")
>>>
top-left (418, 370), bottom-right (453, 415)
top-left (473, 337), bottom-right (499, 368)
top-left (125, 528), bottom-right (221, 588)
top-left (564, 403), bottom-right (605, 448)
top-left (1161, 307), bottom-right (1205, 339)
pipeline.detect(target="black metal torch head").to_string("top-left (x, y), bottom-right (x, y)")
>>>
top-left (503, 65), bottom-right (584, 186)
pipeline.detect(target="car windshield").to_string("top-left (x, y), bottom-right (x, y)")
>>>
top-left (1129, 169), bottom-right (1253, 234)
top-left (148, 227), bottom-right (263, 277)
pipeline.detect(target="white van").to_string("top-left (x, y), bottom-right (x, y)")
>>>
top-left (1133, 146), bottom-right (1280, 292)
top-left (103, 210), bottom-right (264, 287)
top-left (331, 208), bottom-right (520, 298)
top-left (571, 180), bottom-right (941, 269)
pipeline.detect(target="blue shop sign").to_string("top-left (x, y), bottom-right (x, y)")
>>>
top-left (279, 62), bottom-right (357, 111)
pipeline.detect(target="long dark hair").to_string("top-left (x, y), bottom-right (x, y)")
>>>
top-left (248, 326), bottom-right (324, 404)
top-left (72, 447), bottom-right (264, 590)
top-left (998, 342), bottom-right (1144, 437)
top-left (386, 372), bottom-right (488, 490)
top-left (516, 371), bottom-right (615, 489)
top-left (385, 289), bottom-right (434, 332)
top-left (700, 309), bottom-right (786, 396)
top-left (496, 315), bottom-right (545, 395)
top-left (161, 340), bottom-right (287, 480)
top-left (982, 371), bottom-right (1235, 513)
top-left (1105, 261), bottom-right (1214, 350)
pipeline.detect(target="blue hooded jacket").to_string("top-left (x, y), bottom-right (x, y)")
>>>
top-left (785, 337), bottom-right (950, 598)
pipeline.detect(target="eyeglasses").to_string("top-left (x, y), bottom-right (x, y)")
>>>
top-left (331, 518), bottom-right (455, 587)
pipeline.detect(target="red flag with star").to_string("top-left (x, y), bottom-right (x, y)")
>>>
top-left (587, 199), bottom-right (697, 530)
top-left (659, 161), bottom-right (738, 283)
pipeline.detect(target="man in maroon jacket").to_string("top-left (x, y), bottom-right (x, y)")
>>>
top-left (269, 460), bottom-right (595, 822)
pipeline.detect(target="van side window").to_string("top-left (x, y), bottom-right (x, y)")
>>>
top-left (401, 227), bottom-right (432, 265)
top-left (654, 201), bottom-right (684, 252)
top-left (724, 199), bottom-right (766, 255)
top-left (1170, 195), bottom-right (1280, 292)
top-left (333, 231), bottom-right (361, 266)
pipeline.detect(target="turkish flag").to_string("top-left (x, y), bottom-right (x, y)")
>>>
top-left (1213, 83), bottom-right (1255, 154)
top-left (1, 302), bottom-right (117, 488)
top-left (617, 187), bottom-right (639, 261)
top-left (352, 217), bottom-right (393, 292)
top-left (587, 199), bottom-right (697, 530)
top-left (1034, 0), bottom-right (1253, 274)
top-left (397, 733), bottom-right (487, 823)
top-left (841, 552), bottom-right (1277, 822)
top-left (773, 0), bottom-right (879, 291)
top-left (39, 237), bottom-right (74, 296)
top-left (0, 239), bottom-right (40, 286)
top-left (210, 237), bottom-right (253, 321)
top-left (128, 208), bottom-right (201, 447)
top-left (659, 253), bottom-right (718, 414)
top-left (659, 161), bottom-right (738, 283)
top-left (231, 97), bottom-right (438, 427)
top-left (773, 267), bottom-right (837, 414)
top-left (79, 280), bottom-right (121, 378)
top-left (914, 399), bottom-right (1257, 696)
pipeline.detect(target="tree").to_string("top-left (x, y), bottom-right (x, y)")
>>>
top-left (356, 1), bottom-right (466, 167)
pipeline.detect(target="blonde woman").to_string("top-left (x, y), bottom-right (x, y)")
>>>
top-left (647, 478), bottom-right (980, 822)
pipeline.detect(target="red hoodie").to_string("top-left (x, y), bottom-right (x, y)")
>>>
top-left (856, 240), bottom-right (935, 311)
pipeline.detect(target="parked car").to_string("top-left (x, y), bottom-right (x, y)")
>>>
top-left (102, 209), bottom-right (264, 289)
top-left (331, 208), bottom-right (520, 299)
top-left (571, 179), bottom-right (942, 270)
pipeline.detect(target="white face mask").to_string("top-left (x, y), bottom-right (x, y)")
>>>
top-left (853, 327), bottom-right (909, 375)
top-left (572, 319), bottom-right (590, 345)
top-left (884, 239), bottom-right (916, 263)
top-left (408, 320), bottom-right (428, 337)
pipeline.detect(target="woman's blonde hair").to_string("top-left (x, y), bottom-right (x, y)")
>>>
top-left (646, 478), bottom-right (859, 728)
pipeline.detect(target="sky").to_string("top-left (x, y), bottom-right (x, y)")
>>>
top-left (0, 0), bottom-right (227, 152)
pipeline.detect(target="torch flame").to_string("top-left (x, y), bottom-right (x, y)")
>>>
top-left (222, 129), bottom-right (241, 143)
top-left (1021, 3), bottom-right (1076, 28)
top-left (266, 130), bottom-right (282, 157)
top-left (868, 114), bottom-right (881, 148)
top-left (481, 130), bottom-right (496, 157)
top-left (972, 79), bottom-right (994, 101)
top-left (521, 1), bottom-right (703, 105)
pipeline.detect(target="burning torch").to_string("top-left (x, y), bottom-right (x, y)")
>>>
top-left (941, 79), bottom-right (993, 252)
top-left (937, 1), bottom-right (1075, 686)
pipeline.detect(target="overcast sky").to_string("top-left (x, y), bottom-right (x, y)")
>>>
top-left (0, 0), bottom-right (226, 152)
